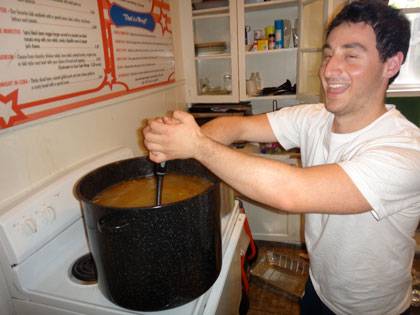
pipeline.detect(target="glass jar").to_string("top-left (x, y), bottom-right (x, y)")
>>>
top-left (223, 73), bottom-right (232, 93)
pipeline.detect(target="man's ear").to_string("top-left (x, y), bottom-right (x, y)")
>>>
top-left (384, 51), bottom-right (404, 79)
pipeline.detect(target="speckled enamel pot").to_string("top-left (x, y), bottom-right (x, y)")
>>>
top-left (74, 157), bottom-right (222, 311)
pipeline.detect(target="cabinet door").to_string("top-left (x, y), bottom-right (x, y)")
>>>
top-left (240, 198), bottom-right (304, 244)
top-left (296, 0), bottom-right (347, 102)
top-left (180, 1), bottom-right (239, 103)
top-left (296, 0), bottom-right (325, 102)
top-left (237, 0), bottom-right (299, 103)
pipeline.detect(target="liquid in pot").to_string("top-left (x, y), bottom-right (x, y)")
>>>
top-left (92, 173), bottom-right (212, 207)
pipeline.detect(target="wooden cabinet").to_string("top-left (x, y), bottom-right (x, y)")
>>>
top-left (179, 1), bottom-right (240, 103)
top-left (179, 0), bottom-right (346, 104)
top-left (237, 0), bottom-right (299, 102)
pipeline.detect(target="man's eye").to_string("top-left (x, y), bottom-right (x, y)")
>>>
top-left (346, 54), bottom-right (358, 59)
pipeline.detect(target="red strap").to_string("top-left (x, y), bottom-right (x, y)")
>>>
top-left (239, 200), bottom-right (256, 296)
top-left (239, 202), bottom-right (257, 261)
top-left (241, 254), bottom-right (250, 294)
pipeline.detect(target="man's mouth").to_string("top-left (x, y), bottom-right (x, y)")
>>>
top-left (326, 82), bottom-right (350, 95)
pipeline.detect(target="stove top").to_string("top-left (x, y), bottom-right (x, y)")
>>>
top-left (71, 253), bottom-right (97, 284)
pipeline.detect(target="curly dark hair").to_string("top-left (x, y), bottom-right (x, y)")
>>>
top-left (326, 0), bottom-right (411, 85)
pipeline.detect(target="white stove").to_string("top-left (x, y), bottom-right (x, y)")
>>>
top-left (0, 147), bottom-right (248, 315)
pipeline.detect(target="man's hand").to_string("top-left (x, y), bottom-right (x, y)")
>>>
top-left (143, 111), bottom-right (206, 163)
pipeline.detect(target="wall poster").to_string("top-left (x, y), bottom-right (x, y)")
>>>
top-left (0, 0), bottom-right (175, 130)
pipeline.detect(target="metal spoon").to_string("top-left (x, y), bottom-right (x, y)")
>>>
top-left (155, 162), bottom-right (167, 206)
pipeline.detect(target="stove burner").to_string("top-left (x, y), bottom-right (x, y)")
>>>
top-left (71, 253), bottom-right (97, 284)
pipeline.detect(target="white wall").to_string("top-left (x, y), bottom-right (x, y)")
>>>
top-left (0, 86), bottom-right (184, 208)
top-left (0, 0), bottom-right (187, 209)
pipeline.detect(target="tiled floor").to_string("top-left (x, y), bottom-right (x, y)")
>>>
top-left (246, 241), bottom-right (420, 315)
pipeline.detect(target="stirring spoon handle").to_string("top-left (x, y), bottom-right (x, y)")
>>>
top-left (155, 162), bottom-right (167, 176)
top-left (155, 162), bottom-right (167, 206)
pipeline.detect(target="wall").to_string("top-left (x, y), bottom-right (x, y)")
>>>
top-left (0, 0), bottom-right (186, 208)
top-left (0, 87), bottom-right (185, 207)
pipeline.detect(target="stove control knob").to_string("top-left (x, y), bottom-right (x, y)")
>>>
top-left (22, 218), bottom-right (37, 236)
top-left (39, 206), bottom-right (56, 224)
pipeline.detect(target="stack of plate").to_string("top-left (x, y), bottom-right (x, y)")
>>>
top-left (195, 41), bottom-right (227, 56)
top-left (192, 0), bottom-right (228, 10)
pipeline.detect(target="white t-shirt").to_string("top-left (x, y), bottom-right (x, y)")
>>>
top-left (267, 103), bottom-right (420, 315)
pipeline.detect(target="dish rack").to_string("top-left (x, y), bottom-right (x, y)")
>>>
top-left (250, 248), bottom-right (309, 300)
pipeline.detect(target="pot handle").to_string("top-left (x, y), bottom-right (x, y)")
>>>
top-left (97, 214), bottom-right (133, 234)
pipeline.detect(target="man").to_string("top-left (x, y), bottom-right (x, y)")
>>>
top-left (143, 0), bottom-right (420, 314)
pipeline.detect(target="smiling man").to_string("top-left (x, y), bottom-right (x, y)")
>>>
top-left (143, 1), bottom-right (420, 314)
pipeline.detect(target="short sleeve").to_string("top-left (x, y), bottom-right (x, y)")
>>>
top-left (339, 145), bottom-right (420, 220)
top-left (266, 103), bottom-right (326, 150)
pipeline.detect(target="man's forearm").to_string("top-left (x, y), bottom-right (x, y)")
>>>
top-left (201, 114), bottom-right (277, 145)
top-left (194, 134), bottom-right (296, 211)
top-left (201, 116), bottom-right (244, 145)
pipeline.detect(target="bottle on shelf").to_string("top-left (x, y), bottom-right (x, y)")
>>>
top-left (255, 72), bottom-right (262, 91)
top-left (250, 72), bottom-right (256, 85)
top-left (247, 72), bottom-right (258, 96)
top-left (274, 19), bottom-right (284, 49)
top-left (283, 19), bottom-right (291, 48)
top-left (268, 33), bottom-right (275, 50)
top-left (292, 18), bottom-right (299, 48)
top-left (265, 25), bottom-right (274, 40)
top-left (223, 73), bottom-right (232, 93)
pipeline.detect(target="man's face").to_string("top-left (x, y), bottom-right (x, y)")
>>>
top-left (320, 22), bottom-right (388, 117)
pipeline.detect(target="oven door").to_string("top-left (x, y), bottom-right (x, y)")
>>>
top-left (202, 213), bottom-right (249, 315)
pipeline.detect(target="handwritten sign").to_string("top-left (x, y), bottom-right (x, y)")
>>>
top-left (0, 0), bottom-right (175, 130)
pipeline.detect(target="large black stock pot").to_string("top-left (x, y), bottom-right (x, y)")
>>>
top-left (74, 156), bottom-right (221, 311)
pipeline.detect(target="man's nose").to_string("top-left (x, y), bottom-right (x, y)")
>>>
top-left (323, 55), bottom-right (343, 77)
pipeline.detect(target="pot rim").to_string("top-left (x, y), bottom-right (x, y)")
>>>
top-left (73, 157), bottom-right (220, 210)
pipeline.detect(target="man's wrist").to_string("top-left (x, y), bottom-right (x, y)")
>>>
top-left (193, 132), bottom-right (214, 162)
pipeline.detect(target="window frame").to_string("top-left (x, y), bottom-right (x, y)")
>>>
top-left (387, 5), bottom-right (420, 97)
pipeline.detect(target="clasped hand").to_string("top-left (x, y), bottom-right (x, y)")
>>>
top-left (143, 110), bottom-right (204, 163)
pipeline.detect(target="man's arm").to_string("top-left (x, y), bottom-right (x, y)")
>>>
top-left (143, 111), bottom-right (371, 214)
top-left (201, 114), bottom-right (278, 145)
